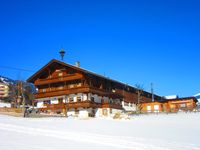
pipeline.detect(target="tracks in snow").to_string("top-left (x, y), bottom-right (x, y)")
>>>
top-left (0, 123), bottom-right (199, 150)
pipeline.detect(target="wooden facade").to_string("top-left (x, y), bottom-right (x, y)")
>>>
top-left (27, 59), bottom-right (161, 117)
top-left (141, 97), bottom-right (198, 113)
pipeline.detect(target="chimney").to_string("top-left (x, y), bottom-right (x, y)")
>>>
top-left (75, 61), bottom-right (80, 67)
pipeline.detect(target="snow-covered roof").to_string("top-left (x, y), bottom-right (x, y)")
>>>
top-left (163, 95), bottom-right (178, 99)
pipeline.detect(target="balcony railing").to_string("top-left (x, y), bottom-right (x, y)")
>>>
top-left (35, 73), bottom-right (83, 85)
top-left (35, 85), bottom-right (122, 99)
top-left (39, 100), bottom-right (122, 111)
top-left (102, 102), bottom-right (122, 109)
top-left (35, 86), bottom-right (91, 98)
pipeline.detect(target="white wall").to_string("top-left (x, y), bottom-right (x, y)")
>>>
top-left (109, 109), bottom-right (123, 117)
top-left (67, 108), bottom-right (91, 118)
top-left (37, 101), bottom-right (43, 108)
top-left (95, 108), bottom-right (102, 117)
top-left (79, 108), bottom-right (89, 118)
top-left (122, 101), bottom-right (137, 111)
top-left (99, 108), bottom-right (123, 117)
top-left (51, 100), bottom-right (59, 104)
top-left (67, 109), bottom-right (75, 116)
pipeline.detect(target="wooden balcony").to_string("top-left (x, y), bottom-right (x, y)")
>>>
top-left (102, 102), bottom-right (123, 109)
top-left (35, 73), bottom-right (83, 85)
top-left (66, 101), bottom-right (101, 109)
top-left (39, 101), bottom-right (122, 111)
top-left (35, 86), bottom-right (119, 99)
top-left (35, 86), bottom-right (91, 98)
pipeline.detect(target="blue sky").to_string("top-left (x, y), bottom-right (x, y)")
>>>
top-left (0, 0), bottom-right (199, 97)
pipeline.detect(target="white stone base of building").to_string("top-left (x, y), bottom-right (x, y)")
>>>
top-left (67, 108), bottom-right (122, 118)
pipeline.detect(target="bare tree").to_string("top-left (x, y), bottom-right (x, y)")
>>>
top-left (23, 84), bottom-right (35, 106)
top-left (135, 84), bottom-right (144, 114)
top-left (9, 84), bottom-right (18, 107)
top-left (8, 81), bottom-right (35, 108)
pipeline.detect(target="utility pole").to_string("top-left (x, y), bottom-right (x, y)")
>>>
top-left (151, 83), bottom-right (154, 102)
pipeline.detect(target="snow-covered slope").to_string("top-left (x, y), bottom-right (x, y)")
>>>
top-left (194, 93), bottom-right (199, 96)
top-left (0, 113), bottom-right (200, 150)
top-left (194, 93), bottom-right (200, 103)
top-left (0, 75), bottom-right (15, 85)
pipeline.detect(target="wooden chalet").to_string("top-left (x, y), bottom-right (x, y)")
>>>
top-left (141, 97), bottom-right (198, 113)
top-left (27, 59), bottom-right (161, 117)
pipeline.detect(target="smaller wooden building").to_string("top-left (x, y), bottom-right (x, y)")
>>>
top-left (141, 97), bottom-right (198, 113)
top-left (166, 97), bottom-right (197, 112)
top-left (141, 102), bottom-right (164, 113)
top-left (0, 83), bottom-right (9, 98)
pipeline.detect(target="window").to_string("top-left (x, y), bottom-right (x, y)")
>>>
top-left (91, 97), bottom-right (95, 102)
top-left (147, 106), bottom-right (151, 111)
top-left (77, 83), bottom-right (82, 87)
top-left (124, 102), bottom-right (129, 106)
top-left (89, 109), bottom-right (95, 117)
top-left (75, 109), bottom-right (79, 114)
top-left (69, 97), bottom-right (74, 102)
top-left (58, 98), bottom-right (63, 104)
top-left (43, 100), bottom-right (50, 105)
top-left (69, 84), bottom-right (74, 88)
top-left (58, 86), bottom-right (63, 90)
top-left (154, 105), bottom-right (159, 113)
top-left (154, 105), bottom-right (159, 110)
top-left (77, 96), bottom-right (82, 102)
top-left (180, 104), bottom-right (186, 108)
top-left (58, 72), bottom-right (63, 77)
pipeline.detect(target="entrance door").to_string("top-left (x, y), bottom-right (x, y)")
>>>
top-left (103, 109), bottom-right (108, 116)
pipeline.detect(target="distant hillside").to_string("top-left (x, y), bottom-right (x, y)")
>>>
top-left (194, 94), bottom-right (200, 108)
top-left (194, 93), bottom-right (200, 98)
top-left (196, 95), bottom-right (200, 99)
top-left (0, 75), bottom-right (15, 85)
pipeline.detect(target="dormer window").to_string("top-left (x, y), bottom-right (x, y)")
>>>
top-left (58, 72), bottom-right (63, 77)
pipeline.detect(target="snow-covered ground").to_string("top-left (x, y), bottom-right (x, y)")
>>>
top-left (0, 102), bottom-right (11, 108)
top-left (0, 113), bottom-right (200, 150)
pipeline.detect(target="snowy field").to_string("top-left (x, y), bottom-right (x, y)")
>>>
top-left (0, 102), bottom-right (10, 108)
top-left (0, 113), bottom-right (200, 150)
